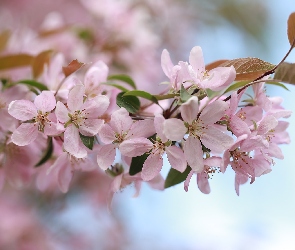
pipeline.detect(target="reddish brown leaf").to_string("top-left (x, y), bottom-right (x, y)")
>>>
top-left (220, 57), bottom-right (275, 81)
top-left (0, 30), bottom-right (11, 52)
top-left (0, 54), bottom-right (34, 70)
top-left (205, 59), bottom-right (228, 71)
top-left (32, 50), bottom-right (53, 79)
top-left (287, 12), bottom-right (295, 46)
top-left (274, 62), bottom-right (295, 85)
top-left (62, 59), bottom-right (85, 77)
top-left (38, 26), bottom-right (69, 37)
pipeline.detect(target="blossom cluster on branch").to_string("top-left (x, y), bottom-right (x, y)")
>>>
top-left (0, 6), bottom-right (295, 205)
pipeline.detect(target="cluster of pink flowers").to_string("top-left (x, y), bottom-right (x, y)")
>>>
top-left (0, 45), bottom-right (291, 198)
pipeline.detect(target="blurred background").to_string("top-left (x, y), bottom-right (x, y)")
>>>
top-left (0, 0), bottom-right (294, 249)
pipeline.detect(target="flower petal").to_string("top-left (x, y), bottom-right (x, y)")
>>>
top-left (79, 118), bottom-right (104, 136)
top-left (55, 101), bottom-right (70, 123)
top-left (119, 138), bottom-right (152, 157)
top-left (189, 46), bottom-right (205, 73)
top-left (97, 144), bottom-right (116, 170)
top-left (161, 49), bottom-right (174, 79)
top-left (127, 119), bottom-right (155, 139)
top-left (68, 84), bottom-right (84, 111)
top-left (82, 95), bottom-right (110, 118)
top-left (180, 96), bottom-right (199, 124)
top-left (163, 118), bottom-right (186, 141)
top-left (11, 123), bottom-right (38, 146)
top-left (199, 100), bottom-right (228, 125)
top-left (84, 61), bottom-right (109, 93)
top-left (64, 125), bottom-right (87, 158)
top-left (141, 154), bottom-right (163, 181)
top-left (197, 172), bottom-right (210, 194)
top-left (201, 126), bottom-right (234, 153)
top-left (99, 123), bottom-right (116, 144)
top-left (110, 108), bottom-right (133, 134)
top-left (8, 100), bottom-right (37, 121)
top-left (166, 145), bottom-right (186, 173)
top-left (183, 136), bottom-right (204, 173)
top-left (34, 91), bottom-right (56, 112)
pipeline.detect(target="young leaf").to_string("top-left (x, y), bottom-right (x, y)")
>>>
top-left (35, 137), bottom-right (53, 167)
top-left (274, 62), bottom-right (295, 85)
top-left (62, 59), bottom-right (85, 77)
top-left (265, 81), bottom-right (289, 91)
top-left (116, 92), bottom-right (140, 114)
top-left (102, 82), bottom-right (130, 92)
top-left (287, 12), bottom-right (295, 46)
top-left (224, 80), bottom-right (250, 93)
top-left (123, 90), bottom-right (159, 104)
top-left (180, 84), bottom-right (191, 102)
top-left (79, 133), bottom-right (94, 150)
top-left (17, 80), bottom-right (49, 91)
top-left (107, 74), bottom-right (136, 89)
top-left (165, 166), bottom-right (192, 189)
top-left (32, 50), bottom-right (52, 79)
top-left (220, 58), bottom-right (275, 81)
top-left (0, 54), bottom-right (34, 70)
top-left (129, 153), bottom-right (149, 176)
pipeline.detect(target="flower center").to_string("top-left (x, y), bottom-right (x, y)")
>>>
top-left (188, 119), bottom-right (207, 138)
top-left (34, 110), bottom-right (50, 132)
top-left (69, 109), bottom-right (87, 127)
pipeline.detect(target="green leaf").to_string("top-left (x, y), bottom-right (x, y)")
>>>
top-left (123, 90), bottom-right (159, 104)
top-left (102, 82), bottom-right (130, 92)
top-left (274, 62), bottom-right (295, 85)
top-left (165, 166), bottom-right (192, 189)
top-left (180, 84), bottom-right (191, 102)
top-left (17, 79), bottom-right (49, 91)
top-left (265, 81), bottom-right (289, 91)
top-left (224, 80), bottom-right (250, 93)
top-left (35, 137), bottom-right (53, 167)
top-left (116, 92), bottom-right (140, 114)
top-left (107, 74), bottom-right (136, 89)
top-left (129, 153), bottom-right (149, 176)
top-left (79, 133), bottom-right (94, 150)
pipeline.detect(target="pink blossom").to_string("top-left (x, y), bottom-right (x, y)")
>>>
top-left (140, 114), bottom-right (187, 181)
top-left (161, 46), bottom-right (236, 91)
top-left (164, 96), bottom-right (234, 173)
top-left (184, 156), bottom-right (222, 194)
top-left (55, 84), bottom-right (109, 158)
top-left (47, 151), bottom-right (97, 193)
top-left (97, 107), bottom-right (155, 170)
top-left (8, 91), bottom-right (61, 146)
